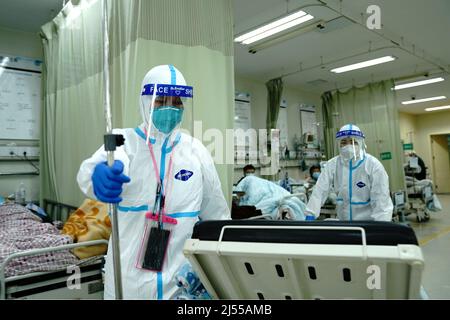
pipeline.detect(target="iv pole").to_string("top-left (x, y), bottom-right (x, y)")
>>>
top-left (102, 0), bottom-right (124, 300)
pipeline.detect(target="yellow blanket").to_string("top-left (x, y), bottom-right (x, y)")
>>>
top-left (62, 199), bottom-right (110, 259)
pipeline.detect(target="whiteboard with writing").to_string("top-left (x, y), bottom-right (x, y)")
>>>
top-left (234, 96), bottom-right (251, 131)
top-left (300, 104), bottom-right (317, 137)
top-left (0, 54), bottom-right (42, 140)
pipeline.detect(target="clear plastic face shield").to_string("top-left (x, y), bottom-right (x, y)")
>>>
top-left (336, 134), bottom-right (366, 162)
top-left (140, 83), bottom-right (194, 143)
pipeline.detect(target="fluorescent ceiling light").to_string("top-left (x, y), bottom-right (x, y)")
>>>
top-left (330, 56), bottom-right (396, 73)
top-left (234, 10), bottom-right (314, 45)
top-left (248, 20), bottom-right (323, 53)
top-left (402, 96), bottom-right (447, 105)
top-left (393, 77), bottom-right (445, 90)
top-left (425, 105), bottom-right (450, 112)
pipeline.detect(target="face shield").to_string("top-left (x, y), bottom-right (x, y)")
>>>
top-left (336, 125), bottom-right (366, 162)
top-left (139, 66), bottom-right (194, 144)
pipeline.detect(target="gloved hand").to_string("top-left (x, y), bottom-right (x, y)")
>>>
top-left (92, 160), bottom-right (130, 203)
top-left (305, 215), bottom-right (316, 221)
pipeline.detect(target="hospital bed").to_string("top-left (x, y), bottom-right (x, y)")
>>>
top-left (0, 200), bottom-right (107, 299)
top-left (183, 220), bottom-right (424, 299)
top-left (405, 177), bottom-right (434, 223)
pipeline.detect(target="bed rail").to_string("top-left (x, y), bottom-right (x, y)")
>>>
top-left (43, 198), bottom-right (78, 221)
top-left (0, 239), bottom-right (108, 299)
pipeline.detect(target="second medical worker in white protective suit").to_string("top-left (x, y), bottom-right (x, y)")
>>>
top-left (305, 124), bottom-right (393, 221)
top-left (77, 65), bottom-right (230, 299)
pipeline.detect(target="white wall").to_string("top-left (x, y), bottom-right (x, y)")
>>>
top-left (0, 27), bottom-right (43, 203)
top-left (234, 75), bottom-right (322, 183)
top-left (398, 112), bottom-right (416, 146)
top-left (0, 27), bottom-right (43, 57)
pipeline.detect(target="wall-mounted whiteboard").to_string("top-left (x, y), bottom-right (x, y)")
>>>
top-left (300, 104), bottom-right (317, 137)
top-left (234, 92), bottom-right (251, 131)
top-left (0, 54), bottom-right (42, 140)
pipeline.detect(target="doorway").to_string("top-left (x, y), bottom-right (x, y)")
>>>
top-left (430, 134), bottom-right (450, 194)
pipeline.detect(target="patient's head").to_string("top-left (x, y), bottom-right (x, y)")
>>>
top-left (243, 164), bottom-right (256, 176)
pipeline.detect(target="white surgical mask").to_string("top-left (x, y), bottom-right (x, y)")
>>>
top-left (340, 145), bottom-right (357, 161)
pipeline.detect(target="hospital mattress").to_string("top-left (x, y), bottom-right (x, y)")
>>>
top-left (191, 220), bottom-right (418, 246)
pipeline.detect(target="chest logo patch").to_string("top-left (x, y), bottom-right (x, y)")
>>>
top-left (175, 169), bottom-right (193, 181)
top-left (356, 181), bottom-right (366, 188)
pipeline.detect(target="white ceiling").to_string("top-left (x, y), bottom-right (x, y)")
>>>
top-left (0, 0), bottom-right (449, 114)
top-left (0, 0), bottom-right (63, 32)
top-left (233, 0), bottom-right (450, 114)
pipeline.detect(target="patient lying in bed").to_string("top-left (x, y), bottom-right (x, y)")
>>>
top-left (0, 203), bottom-right (78, 277)
top-left (234, 176), bottom-right (307, 220)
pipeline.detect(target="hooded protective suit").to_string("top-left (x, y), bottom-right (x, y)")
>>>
top-left (77, 65), bottom-right (229, 299)
top-left (305, 124), bottom-right (393, 221)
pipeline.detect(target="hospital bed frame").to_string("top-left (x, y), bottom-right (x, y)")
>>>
top-left (184, 220), bottom-right (424, 299)
top-left (43, 198), bottom-right (78, 222)
top-left (0, 199), bottom-right (108, 299)
top-left (392, 190), bottom-right (407, 224)
top-left (0, 240), bottom-right (107, 299)
top-left (407, 184), bottom-right (433, 223)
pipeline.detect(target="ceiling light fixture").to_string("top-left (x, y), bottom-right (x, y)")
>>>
top-left (393, 77), bottom-right (445, 90)
top-left (330, 56), bottom-right (396, 73)
top-left (247, 20), bottom-right (324, 54)
top-left (234, 10), bottom-right (314, 45)
top-left (425, 105), bottom-right (450, 112)
top-left (402, 96), bottom-right (447, 105)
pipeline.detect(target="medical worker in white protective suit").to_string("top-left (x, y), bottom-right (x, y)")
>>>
top-left (77, 65), bottom-right (230, 299)
top-left (305, 124), bottom-right (393, 221)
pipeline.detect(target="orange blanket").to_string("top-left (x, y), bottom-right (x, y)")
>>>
top-left (62, 199), bottom-right (111, 259)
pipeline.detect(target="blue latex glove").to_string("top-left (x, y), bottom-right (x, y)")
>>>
top-left (305, 215), bottom-right (315, 221)
top-left (92, 160), bottom-right (130, 203)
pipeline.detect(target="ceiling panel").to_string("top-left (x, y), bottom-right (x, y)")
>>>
top-left (0, 0), bottom-right (62, 33)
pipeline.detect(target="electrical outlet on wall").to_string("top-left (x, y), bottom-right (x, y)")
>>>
top-left (0, 145), bottom-right (40, 158)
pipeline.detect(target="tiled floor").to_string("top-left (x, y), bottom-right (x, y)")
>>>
top-left (407, 194), bottom-right (450, 299)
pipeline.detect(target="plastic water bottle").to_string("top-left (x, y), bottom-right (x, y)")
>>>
top-left (16, 182), bottom-right (26, 205)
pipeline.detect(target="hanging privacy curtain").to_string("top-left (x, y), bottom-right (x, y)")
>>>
top-left (265, 78), bottom-right (284, 130)
top-left (320, 80), bottom-right (405, 192)
top-left (39, 0), bottom-right (234, 206)
top-left (321, 91), bottom-right (335, 160)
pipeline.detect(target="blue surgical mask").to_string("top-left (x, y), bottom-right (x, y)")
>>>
top-left (312, 172), bottom-right (320, 180)
top-left (152, 106), bottom-right (183, 134)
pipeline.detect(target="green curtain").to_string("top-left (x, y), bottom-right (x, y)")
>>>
top-left (321, 91), bottom-right (334, 160)
top-left (320, 80), bottom-right (405, 192)
top-left (265, 78), bottom-right (283, 130)
top-left (39, 0), bottom-right (234, 206)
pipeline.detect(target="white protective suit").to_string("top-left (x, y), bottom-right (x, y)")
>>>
top-left (77, 65), bottom-right (229, 299)
top-left (306, 125), bottom-right (393, 221)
